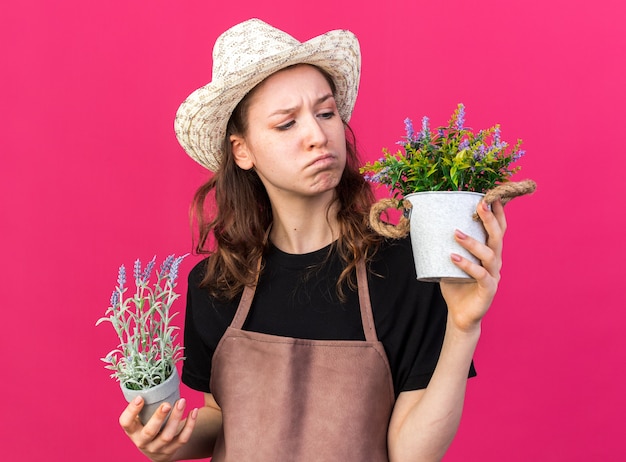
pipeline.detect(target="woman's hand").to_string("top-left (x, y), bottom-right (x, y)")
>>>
top-left (440, 199), bottom-right (507, 333)
top-left (119, 396), bottom-right (198, 462)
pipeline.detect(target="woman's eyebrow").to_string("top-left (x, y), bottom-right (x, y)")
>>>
top-left (268, 94), bottom-right (335, 117)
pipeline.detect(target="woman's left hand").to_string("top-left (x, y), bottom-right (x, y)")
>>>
top-left (439, 199), bottom-right (507, 333)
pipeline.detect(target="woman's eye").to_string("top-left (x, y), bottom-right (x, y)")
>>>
top-left (277, 120), bottom-right (295, 130)
top-left (318, 111), bottom-right (335, 120)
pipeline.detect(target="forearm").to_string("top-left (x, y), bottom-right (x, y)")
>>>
top-left (172, 406), bottom-right (222, 461)
top-left (388, 317), bottom-right (481, 462)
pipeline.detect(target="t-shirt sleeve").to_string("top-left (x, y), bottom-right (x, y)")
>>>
top-left (400, 283), bottom-right (477, 391)
top-left (181, 259), bottom-right (234, 394)
top-left (370, 237), bottom-right (476, 396)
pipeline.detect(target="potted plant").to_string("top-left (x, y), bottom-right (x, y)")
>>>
top-left (96, 254), bottom-right (187, 424)
top-left (360, 104), bottom-right (536, 282)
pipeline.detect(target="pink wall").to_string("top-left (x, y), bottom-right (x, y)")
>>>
top-left (2, 0), bottom-right (624, 460)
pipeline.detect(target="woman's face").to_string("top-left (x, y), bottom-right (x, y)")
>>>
top-left (230, 65), bottom-right (347, 202)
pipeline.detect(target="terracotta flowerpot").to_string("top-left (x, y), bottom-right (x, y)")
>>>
top-left (405, 191), bottom-right (487, 283)
top-left (120, 367), bottom-right (181, 425)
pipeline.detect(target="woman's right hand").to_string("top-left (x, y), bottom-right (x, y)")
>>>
top-left (119, 396), bottom-right (198, 462)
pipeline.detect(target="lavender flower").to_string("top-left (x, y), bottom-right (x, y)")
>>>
top-left (169, 256), bottom-right (186, 283)
top-left (371, 166), bottom-right (390, 184)
top-left (110, 290), bottom-right (120, 308)
top-left (419, 116), bottom-right (431, 141)
top-left (133, 259), bottom-right (142, 284)
top-left (404, 117), bottom-right (415, 142)
top-left (158, 254), bottom-right (175, 279)
top-left (97, 254), bottom-right (188, 391)
top-left (512, 149), bottom-right (526, 161)
top-left (473, 144), bottom-right (486, 161)
top-left (117, 264), bottom-right (126, 289)
top-left (141, 256), bottom-right (156, 284)
top-left (459, 139), bottom-right (470, 151)
top-left (456, 104), bottom-right (465, 130)
top-left (494, 126), bottom-right (501, 147)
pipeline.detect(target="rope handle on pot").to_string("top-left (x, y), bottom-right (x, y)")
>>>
top-left (471, 179), bottom-right (537, 219)
top-left (369, 198), bottom-right (412, 239)
top-left (369, 179), bottom-right (537, 239)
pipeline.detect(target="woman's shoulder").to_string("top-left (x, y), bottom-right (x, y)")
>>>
top-left (188, 256), bottom-right (209, 284)
top-left (186, 256), bottom-right (240, 328)
top-left (186, 257), bottom-right (224, 308)
top-left (186, 257), bottom-right (210, 308)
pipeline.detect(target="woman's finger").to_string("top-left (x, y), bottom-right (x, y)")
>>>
top-left (158, 399), bottom-right (190, 443)
top-left (175, 408), bottom-right (199, 445)
top-left (490, 199), bottom-right (507, 234)
top-left (119, 396), bottom-right (144, 436)
top-left (454, 229), bottom-right (500, 277)
top-left (477, 199), bottom-right (506, 254)
top-left (140, 402), bottom-right (176, 442)
top-left (450, 253), bottom-right (499, 292)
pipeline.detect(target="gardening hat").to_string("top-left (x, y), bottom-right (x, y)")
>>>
top-left (174, 18), bottom-right (361, 171)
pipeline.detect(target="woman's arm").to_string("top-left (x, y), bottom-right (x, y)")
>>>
top-left (119, 393), bottom-right (222, 461)
top-left (387, 321), bottom-right (480, 461)
top-left (387, 199), bottom-right (506, 461)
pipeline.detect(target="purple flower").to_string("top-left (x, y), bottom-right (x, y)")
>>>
top-left (459, 139), bottom-right (470, 150)
top-left (456, 104), bottom-right (465, 130)
top-left (158, 255), bottom-right (175, 279)
top-left (117, 264), bottom-right (126, 289)
top-left (419, 116), bottom-right (431, 140)
top-left (473, 144), bottom-right (486, 161)
top-left (110, 290), bottom-right (120, 308)
top-left (133, 259), bottom-right (141, 284)
top-left (371, 167), bottom-right (390, 184)
top-left (169, 256), bottom-right (186, 283)
top-left (494, 127), bottom-right (501, 146)
top-left (512, 149), bottom-right (526, 161)
top-left (141, 256), bottom-right (156, 284)
top-left (404, 117), bottom-right (415, 142)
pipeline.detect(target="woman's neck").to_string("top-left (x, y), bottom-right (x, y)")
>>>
top-left (269, 192), bottom-right (340, 254)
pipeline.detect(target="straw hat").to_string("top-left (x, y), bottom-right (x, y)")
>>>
top-left (174, 18), bottom-right (361, 171)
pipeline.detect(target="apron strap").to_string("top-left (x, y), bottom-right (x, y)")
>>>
top-left (231, 284), bottom-right (256, 329)
top-left (232, 258), bottom-right (378, 342)
top-left (356, 260), bottom-right (378, 342)
top-left (231, 256), bottom-right (262, 329)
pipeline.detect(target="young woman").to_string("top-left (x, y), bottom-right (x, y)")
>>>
top-left (119, 19), bottom-right (506, 462)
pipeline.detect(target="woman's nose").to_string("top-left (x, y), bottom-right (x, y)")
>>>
top-left (303, 116), bottom-right (328, 149)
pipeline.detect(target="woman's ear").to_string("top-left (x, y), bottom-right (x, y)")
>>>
top-left (230, 134), bottom-right (254, 170)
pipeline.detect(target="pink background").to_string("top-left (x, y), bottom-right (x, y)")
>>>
top-left (2, 0), bottom-right (625, 460)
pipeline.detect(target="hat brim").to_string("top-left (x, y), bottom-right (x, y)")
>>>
top-left (174, 29), bottom-right (361, 172)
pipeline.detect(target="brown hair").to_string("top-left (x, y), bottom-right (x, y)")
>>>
top-left (191, 66), bottom-right (382, 300)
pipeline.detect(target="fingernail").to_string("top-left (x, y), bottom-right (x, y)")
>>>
top-left (482, 201), bottom-right (490, 211)
top-left (177, 398), bottom-right (186, 410)
top-left (133, 396), bottom-right (143, 406)
top-left (191, 408), bottom-right (199, 420)
top-left (451, 253), bottom-right (462, 262)
top-left (455, 229), bottom-right (467, 239)
top-left (161, 403), bottom-right (171, 413)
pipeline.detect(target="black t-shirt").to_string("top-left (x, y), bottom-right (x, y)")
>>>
top-left (182, 236), bottom-right (475, 397)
